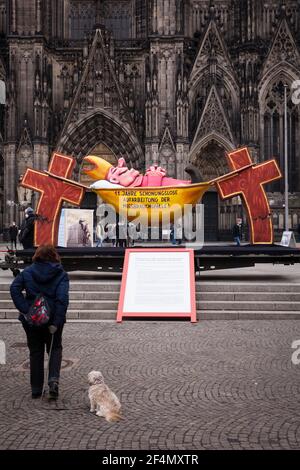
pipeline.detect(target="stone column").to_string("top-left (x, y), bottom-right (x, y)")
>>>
top-left (176, 143), bottom-right (190, 179)
top-left (3, 143), bottom-right (17, 226)
top-left (33, 143), bottom-right (49, 171)
top-left (11, 0), bottom-right (17, 33)
top-left (36, 0), bottom-right (42, 33)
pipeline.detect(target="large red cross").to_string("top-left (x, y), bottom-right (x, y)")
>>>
top-left (21, 153), bottom-right (85, 246)
top-left (215, 147), bottom-right (282, 244)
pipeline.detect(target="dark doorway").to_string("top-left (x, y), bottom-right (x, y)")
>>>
top-left (80, 191), bottom-right (97, 210)
top-left (203, 191), bottom-right (219, 241)
top-left (80, 191), bottom-right (97, 230)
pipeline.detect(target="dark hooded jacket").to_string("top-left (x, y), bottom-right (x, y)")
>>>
top-left (233, 224), bottom-right (241, 238)
top-left (9, 224), bottom-right (18, 240)
top-left (10, 261), bottom-right (69, 327)
top-left (19, 213), bottom-right (36, 249)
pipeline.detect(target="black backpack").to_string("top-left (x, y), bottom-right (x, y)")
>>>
top-left (23, 294), bottom-right (51, 327)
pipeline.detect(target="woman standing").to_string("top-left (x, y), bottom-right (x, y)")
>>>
top-left (10, 245), bottom-right (69, 399)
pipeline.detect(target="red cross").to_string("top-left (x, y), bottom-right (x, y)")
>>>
top-left (21, 153), bottom-right (85, 246)
top-left (215, 147), bottom-right (282, 244)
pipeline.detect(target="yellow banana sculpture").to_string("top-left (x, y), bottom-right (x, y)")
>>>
top-left (82, 155), bottom-right (212, 222)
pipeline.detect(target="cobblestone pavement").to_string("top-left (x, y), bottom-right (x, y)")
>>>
top-left (1, 320), bottom-right (300, 450)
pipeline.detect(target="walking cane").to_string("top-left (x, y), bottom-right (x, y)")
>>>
top-left (41, 329), bottom-right (55, 400)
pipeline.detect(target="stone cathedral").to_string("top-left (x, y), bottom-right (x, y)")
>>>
top-left (0, 0), bottom-right (300, 240)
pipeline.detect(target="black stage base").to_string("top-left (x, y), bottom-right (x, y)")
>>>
top-left (1, 244), bottom-right (299, 275)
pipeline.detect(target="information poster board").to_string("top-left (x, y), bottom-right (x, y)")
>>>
top-left (117, 249), bottom-right (196, 322)
top-left (280, 231), bottom-right (297, 248)
top-left (58, 209), bottom-right (94, 247)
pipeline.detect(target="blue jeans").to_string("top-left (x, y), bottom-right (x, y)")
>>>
top-left (22, 323), bottom-right (64, 393)
top-left (234, 236), bottom-right (241, 246)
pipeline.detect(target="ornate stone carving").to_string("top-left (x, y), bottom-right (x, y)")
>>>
top-left (189, 20), bottom-right (238, 91)
top-left (263, 18), bottom-right (300, 73)
top-left (17, 121), bottom-right (33, 177)
top-left (159, 119), bottom-right (176, 176)
top-left (191, 85), bottom-right (234, 149)
top-left (58, 28), bottom-right (138, 145)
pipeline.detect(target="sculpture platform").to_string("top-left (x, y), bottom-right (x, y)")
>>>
top-left (1, 244), bottom-right (299, 276)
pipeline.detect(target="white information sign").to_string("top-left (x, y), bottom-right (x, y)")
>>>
top-left (117, 249), bottom-right (196, 322)
top-left (280, 231), bottom-right (297, 248)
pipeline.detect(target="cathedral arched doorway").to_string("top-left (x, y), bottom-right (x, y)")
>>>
top-left (190, 138), bottom-right (234, 241)
top-left (57, 110), bottom-right (144, 177)
top-left (57, 110), bottom-right (144, 240)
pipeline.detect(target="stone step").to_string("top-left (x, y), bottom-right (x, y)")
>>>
top-left (3, 290), bottom-right (300, 301)
top-left (196, 283), bottom-right (300, 293)
top-left (0, 282), bottom-right (122, 292)
top-left (3, 277), bottom-right (300, 320)
top-left (2, 282), bottom-right (300, 293)
top-left (1, 309), bottom-right (300, 321)
top-left (197, 311), bottom-right (300, 320)
top-left (2, 298), bottom-right (300, 313)
top-left (0, 291), bottom-right (121, 300)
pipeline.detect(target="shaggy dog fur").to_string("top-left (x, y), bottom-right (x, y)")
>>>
top-left (88, 371), bottom-right (122, 422)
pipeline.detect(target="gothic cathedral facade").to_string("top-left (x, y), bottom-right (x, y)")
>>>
top-left (0, 0), bottom-right (300, 240)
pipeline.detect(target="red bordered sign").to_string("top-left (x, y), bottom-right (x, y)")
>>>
top-left (117, 248), bottom-right (197, 323)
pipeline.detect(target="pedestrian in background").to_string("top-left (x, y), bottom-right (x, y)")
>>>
top-left (19, 207), bottom-right (36, 249)
top-left (233, 219), bottom-right (242, 246)
top-left (96, 221), bottom-right (105, 247)
top-left (10, 245), bottom-right (69, 399)
top-left (9, 221), bottom-right (18, 250)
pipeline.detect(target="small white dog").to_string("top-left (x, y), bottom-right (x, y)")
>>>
top-left (88, 371), bottom-right (122, 422)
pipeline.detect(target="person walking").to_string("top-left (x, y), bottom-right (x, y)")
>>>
top-left (96, 221), bottom-right (105, 247)
top-left (175, 218), bottom-right (183, 245)
top-left (10, 245), bottom-right (69, 399)
top-left (9, 221), bottom-right (18, 250)
top-left (233, 219), bottom-right (242, 246)
top-left (116, 215), bottom-right (127, 247)
top-left (19, 207), bottom-right (36, 249)
top-left (170, 223), bottom-right (176, 245)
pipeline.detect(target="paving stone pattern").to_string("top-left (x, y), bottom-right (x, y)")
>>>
top-left (1, 321), bottom-right (300, 450)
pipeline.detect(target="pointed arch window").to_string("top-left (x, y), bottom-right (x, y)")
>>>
top-left (262, 80), bottom-right (300, 192)
top-left (69, 1), bottom-right (96, 39)
top-left (103, 1), bottom-right (133, 40)
top-left (69, 1), bottom-right (133, 40)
